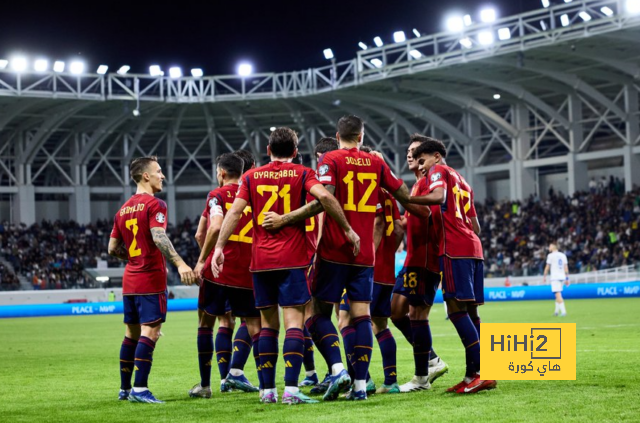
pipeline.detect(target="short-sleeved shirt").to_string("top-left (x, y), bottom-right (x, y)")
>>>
top-left (374, 190), bottom-right (401, 285)
top-left (237, 161), bottom-right (321, 271)
top-left (110, 194), bottom-right (168, 295)
top-left (202, 184), bottom-right (253, 289)
top-left (305, 193), bottom-right (319, 262)
top-left (427, 164), bottom-right (483, 260)
top-left (404, 178), bottom-right (429, 269)
top-left (316, 148), bottom-right (403, 266)
top-left (546, 251), bottom-right (568, 281)
top-left (426, 216), bottom-right (440, 273)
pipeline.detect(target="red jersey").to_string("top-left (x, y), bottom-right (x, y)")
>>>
top-left (237, 161), bottom-right (321, 271)
top-left (427, 164), bottom-right (483, 259)
top-left (202, 184), bottom-right (253, 289)
top-left (426, 216), bottom-right (440, 273)
top-left (110, 194), bottom-right (168, 295)
top-left (305, 193), bottom-right (319, 262)
top-left (316, 148), bottom-right (403, 266)
top-left (403, 178), bottom-right (429, 269)
top-left (374, 190), bottom-right (401, 285)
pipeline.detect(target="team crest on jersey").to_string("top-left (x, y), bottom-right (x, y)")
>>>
top-left (318, 164), bottom-right (329, 176)
top-left (208, 197), bottom-right (218, 209)
top-left (430, 172), bottom-right (442, 182)
top-left (156, 212), bottom-right (165, 223)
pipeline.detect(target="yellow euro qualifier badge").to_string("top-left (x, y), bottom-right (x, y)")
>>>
top-left (480, 323), bottom-right (576, 380)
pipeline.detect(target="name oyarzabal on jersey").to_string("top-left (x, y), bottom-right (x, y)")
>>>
top-left (110, 194), bottom-right (168, 295)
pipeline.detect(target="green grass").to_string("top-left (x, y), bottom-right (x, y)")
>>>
top-left (1, 298), bottom-right (639, 422)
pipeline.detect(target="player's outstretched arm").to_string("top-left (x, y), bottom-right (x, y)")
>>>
top-left (150, 227), bottom-right (197, 286)
top-left (195, 216), bottom-right (208, 249)
top-left (194, 215), bottom-right (223, 278)
top-left (108, 237), bottom-right (128, 261)
top-left (212, 197), bottom-right (247, 277)
top-left (407, 187), bottom-right (446, 206)
top-left (389, 184), bottom-right (430, 217)
top-left (262, 187), bottom-right (332, 230)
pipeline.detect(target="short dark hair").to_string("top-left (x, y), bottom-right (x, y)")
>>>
top-left (359, 145), bottom-right (373, 153)
top-left (216, 153), bottom-right (244, 179)
top-left (409, 133), bottom-right (435, 145)
top-left (412, 138), bottom-right (447, 159)
top-left (337, 115), bottom-right (364, 142)
top-left (130, 156), bottom-right (158, 183)
top-left (269, 127), bottom-right (298, 158)
top-left (315, 137), bottom-right (339, 156)
top-left (234, 149), bottom-right (255, 174)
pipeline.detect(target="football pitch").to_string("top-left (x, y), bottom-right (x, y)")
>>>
top-left (1, 298), bottom-right (639, 423)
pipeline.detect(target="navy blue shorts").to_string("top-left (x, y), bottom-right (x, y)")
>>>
top-left (393, 267), bottom-right (440, 307)
top-left (123, 292), bottom-right (167, 325)
top-left (313, 259), bottom-right (373, 304)
top-left (371, 283), bottom-right (393, 318)
top-left (440, 257), bottom-right (484, 304)
top-left (198, 280), bottom-right (234, 316)
top-left (252, 268), bottom-right (311, 309)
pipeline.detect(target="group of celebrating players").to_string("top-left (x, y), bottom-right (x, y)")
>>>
top-left (108, 115), bottom-right (496, 405)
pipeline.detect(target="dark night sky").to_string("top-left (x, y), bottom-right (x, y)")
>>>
top-left (1, 0), bottom-right (538, 75)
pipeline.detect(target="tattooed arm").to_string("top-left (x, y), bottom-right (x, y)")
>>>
top-left (261, 185), bottom-right (335, 230)
top-left (150, 227), bottom-right (196, 285)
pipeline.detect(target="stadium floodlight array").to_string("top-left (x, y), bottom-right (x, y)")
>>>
top-left (446, 16), bottom-right (464, 32)
top-left (564, 0), bottom-right (572, 3)
top-left (412, 28), bottom-right (421, 37)
top-left (478, 31), bottom-right (495, 45)
top-left (358, 42), bottom-right (368, 50)
top-left (190, 68), bottom-right (203, 77)
top-left (117, 65), bottom-right (130, 75)
top-left (480, 8), bottom-right (497, 23)
top-left (540, 20), bottom-right (548, 30)
top-left (409, 49), bottom-right (422, 59)
top-left (498, 27), bottom-right (512, 40)
top-left (69, 61), bottom-right (85, 75)
top-left (149, 65), bottom-right (163, 76)
top-left (578, 11), bottom-right (592, 21)
top-left (393, 31), bottom-right (406, 43)
top-left (627, 0), bottom-right (640, 14)
top-left (53, 61), bottom-right (65, 72)
top-left (237, 63), bottom-right (253, 77)
top-left (463, 14), bottom-right (473, 26)
top-left (169, 67), bottom-right (182, 79)
top-left (0, 59), bottom-right (8, 69)
top-left (459, 37), bottom-right (473, 48)
top-left (560, 14), bottom-right (570, 26)
top-left (600, 6), bottom-right (614, 16)
top-left (541, 0), bottom-right (550, 7)
top-left (323, 48), bottom-right (334, 60)
top-left (96, 65), bottom-right (108, 75)
top-left (370, 58), bottom-right (383, 68)
top-left (11, 57), bottom-right (28, 72)
top-left (270, 126), bottom-right (276, 131)
top-left (373, 36), bottom-right (383, 47)
top-left (34, 59), bottom-right (48, 72)
top-left (493, 93), bottom-right (501, 99)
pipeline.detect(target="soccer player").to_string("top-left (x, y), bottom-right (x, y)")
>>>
top-left (409, 139), bottom-right (496, 394)
top-left (543, 243), bottom-right (569, 316)
top-left (263, 116), bottom-right (416, 401)
top-left (212, 127), bottom-right (360, 405)
top-left (188, 153), bottom-right (260, 399)
top-left (392, 136), bottom-right (448, 392)
top-left (108, 156), bottom-right (197, 404)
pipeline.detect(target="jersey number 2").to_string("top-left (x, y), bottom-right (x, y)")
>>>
top-left (125, 218), bottom-right (142, 257)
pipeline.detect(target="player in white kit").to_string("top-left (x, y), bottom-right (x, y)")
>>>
top-left (542, 243), bottom-right (569, 317)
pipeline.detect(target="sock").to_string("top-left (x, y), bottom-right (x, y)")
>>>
top-left (410, 320), bottom-right (431, 377)
top-left (197, 327), bottom-right (214, 387)
top-left (302, 326), bottom-right (316, 373)
top-left (215, 327), bottom-right (233, 380)
top-left (283, 328), bottom-right (305, 387)
top-left (230, 322), bottom-right (252, 372)
top-left (449, 311), bottom-right (480, 378)
top-left (259, 328), bottom-right (279, 389)
top-left (340, 326), bottom-right (356, 381)
top-left (252, 333), bottom-right (263, 390)
top-left (120, 337), bottom-right (138, 390)
top-left (391, 315), bottom-right (413, 344)
top-left (352, 315), bottom-right (373, 383)
top-left (472, 317), bottom-right (481, 338)
top-left (429, 348), bottom-right (439, 361)
top-left (560, 303), bottom-right (567, 314)
top-left (555, 302), bottom-right (560, 314)
top-left (133, 336), bottom-right (155, 388)
top-left (375, 329), bottom-right (397, 385)
top-left (306, 315), bottom-right (343, 373)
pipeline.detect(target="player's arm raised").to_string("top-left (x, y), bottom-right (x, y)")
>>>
top-left (108, 238), bottom-right (128, 261)
top-left (150, 227), bottom-right (197, 286)
top-left (194, 214), bottom-right (223, 278)
top-left (212, 197), bottom-right (248, 277)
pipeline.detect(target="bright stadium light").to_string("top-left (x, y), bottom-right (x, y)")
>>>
top-left (627, 0), bottom-right (640, 14)
top-left (69, 61), bottom-right (85, 75)
top-left (601, 6), bottom-right (614, 16)
top-left (393, 31), bottom-right (406, 43)
top-left (96, 65), bottom-right (108, 74)
top-left (480, 8), bottom-right (497, 23)
top-left (478, 31), bottom-right (494, 45)
top-left (446, 16), bottom-right (464, 32)
top-left (579, 11), bottom-right (592, 21)
top-left (560, 14), bottom-right (570, 27)
top-left (169, 66), bottom-right (182, 78)
top-left (237, 63), bottom-right (253, 77)
top-left (270, 126), bottom-right (276, 131)
top-left (413, 28), bottom-right (421, 37)
top-left (0, 59), bottom-right (8, 69)
top-left (117, 65), bottom-right (130, 75)
top-left (373, 36), bottom-right (383, 47)
top-left (459, 37), bottom-right (473, 48)
top-left (497, 27), bottom-right (511, 40)
top-left (149, 65), bottom-right (163, 76)
top-left (463, 14), bottom-right (473, 26)
top-left (541, 0), bottom-right (550, 7)
top-left (358, 42), bottom-right (368, 50)
top-left (493, 93), bottom-right (501, 99)
top-left (11, 56), bottom-right (27, 72)
top-left (191, 68), bottom-right (203, 77)
top-left (370, 58), bottom-right (383, 68)
top-left (323, 48), bottom-right (334, 60)
top-left (96, 276), bottom-right (110, 282)
top-left (409, 49), bottom-right (422, 59)
top-left (53, 61), bottom-right (65, 72)
top-left (540, 20), bottom-right (548, 30)
top-left (564, 0), bottom-right (572, 3)
top-left (34, 59), bottom-right (49, 72)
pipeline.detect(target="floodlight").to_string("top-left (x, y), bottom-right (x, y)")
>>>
top-left (564, 0), bottom-right (572, 3)
top-left (626, 0), bottom-right (640, 14)
top-left (0, 59), bottom-right (8, 69)
top-left (270, 127), bottom-right (276, 131)
top-left (409, 50), bottom-right (422, 59)
top-left (96, 276), bottom-right (110, 282)
top-left (541, 0), bottom-right (550, 7)
top-left (393, 31), bottom-right (406, 43)
top-left (69, 61), bottom-right (85, 74)
top-left (373, 36), bottom-right (383, 47)
top-left (117, 65), bottom-right (130, 75)
top-left (459, 37), bottom-right (473, 48)
top-left (497, 27), bottom-right (511, 40)
top-left (540, 20), bottom-right (548, 30)
top-left (169, 67), bottom-right (182, 78)
top-left (34, 59), bottom-right (49, 72)
top-left (53, 61), bottom-right (65, 72)
top-left (97, 65), bottom-right (108, 75)
top-left (191, 68), bottom-right (203, 77)
top-left (149, 65), bottom-right (163, 76)
top-left (493, 94), bottom-right (501, 99)
top-left (600, 6), bottom-right (614, 16)
top-left (323, 48), bottom-right (334, 60)
top-left (480, 8), bottom-right (497, 23)
top-left (446, 16), bottom-right (464, 32)
top-left (413, 28), bottom-right (421, 37)
top-left (578, 11), bottom-right (592, 21)
top-left (11, 57), bottom-right (27, 72)
top-left (358, 42), bottom-right (368, 50)
top-left (370, 58), bottom-right (383, 68)
top-left (463, 14), bottom-right (473, 26)
top-left (560, 14), bottom-right (570, 27)
top-left (478, 31), bottom-right (494, 45)
top-left (237, 63), bottom-right (253, 77)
